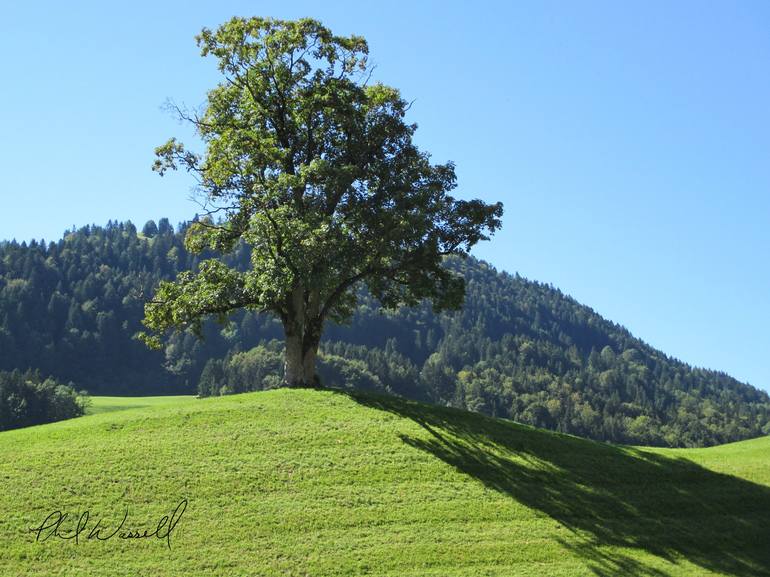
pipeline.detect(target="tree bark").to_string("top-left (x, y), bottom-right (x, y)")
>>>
top-left (283, 327), bottom-right (321, 387)
top-left (301, 320), bottom-right (321, 387)
top-left (302, 344), bottom-right (319, 387)
top-left (282, 286), bottom-right (322, 388)
top-left (284, 330), bottom-right (305, 387)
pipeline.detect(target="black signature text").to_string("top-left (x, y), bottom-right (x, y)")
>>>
top-left (29, 499), bottom-right (187, 549)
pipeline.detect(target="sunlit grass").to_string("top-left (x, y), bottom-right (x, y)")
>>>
top-left (1, 389), bottom-right (768, 577)
top-left (86, 395), bottom-right (195, 415)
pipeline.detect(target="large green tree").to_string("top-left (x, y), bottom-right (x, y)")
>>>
top-left (142, 17), bottom-right (503, 387)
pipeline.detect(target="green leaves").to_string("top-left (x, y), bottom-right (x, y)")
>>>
top-left (152, 138), bottom-right (200, 176)
top-left (141, 260), bottom-right (256, 347)
top-left (195, 18), bottom-right (369, 80)
top-left (144, 16), bottom-right (503, 353)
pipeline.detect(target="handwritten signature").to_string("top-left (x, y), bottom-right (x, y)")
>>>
top-left (29, 499), bottom-right (187, 549)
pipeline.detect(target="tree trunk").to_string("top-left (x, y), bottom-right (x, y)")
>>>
top-left (302, 344), bottom-right (319, 387)
top-left (302, 325), bottom-right (321, 387)
top-left (282, 286), bottom-right (322, 388)
top-left (284, 331), bottom-right (306, 387)
top-left (283, 330), bottom-right (320, 387)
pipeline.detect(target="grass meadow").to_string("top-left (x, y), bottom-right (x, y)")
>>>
top-left (0, 389), bottom-right (768, 576)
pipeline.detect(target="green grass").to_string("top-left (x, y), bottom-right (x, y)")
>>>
top-left (1, 388), bottom-right (769, 577)
top-left (85, 395), bottom-right (194, 415)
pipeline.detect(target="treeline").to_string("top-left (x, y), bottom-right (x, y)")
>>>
top-left (1, 221), bottom-right (769, 446)
top-left (0, 219), bottom-right (252, 393)
top-left (0, 370), bottom-right (86, 431)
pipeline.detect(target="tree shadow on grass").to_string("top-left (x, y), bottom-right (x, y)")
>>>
top-left (341, 390), bottom-right (770, 577)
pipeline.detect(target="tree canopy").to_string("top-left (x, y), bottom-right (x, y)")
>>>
top-left (142, 17), bottom-right (503, 386)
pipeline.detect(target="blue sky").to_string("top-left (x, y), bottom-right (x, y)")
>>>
top-left (1, 1), bottom-right (768, 391)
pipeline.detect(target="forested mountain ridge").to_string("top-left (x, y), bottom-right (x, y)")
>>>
top-left (1, 220), bottom-right (768, 446)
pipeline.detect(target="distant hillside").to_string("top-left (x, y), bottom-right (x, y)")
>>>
top-left (1, 389), bottom-right (769, 576)
top-left (0, 221), bottom-right (768, 446)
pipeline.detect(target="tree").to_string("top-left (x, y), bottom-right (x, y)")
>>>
top-left (141, 17), bottom-right (503, 387)
top-left (142, 220), bottom-right (159, 237)
top-left (157, 218), bottom-right (174, 236)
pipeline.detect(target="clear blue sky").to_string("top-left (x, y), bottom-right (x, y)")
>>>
top-left (1, 1), bottom-right (768, 391)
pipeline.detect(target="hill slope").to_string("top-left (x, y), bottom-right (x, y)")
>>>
top-left (1, 390), bottom-right (768, 576)
top-left (1, 221), bottom-right (769, 446)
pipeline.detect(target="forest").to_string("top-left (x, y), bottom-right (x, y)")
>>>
top-left (0, 370), bottom-right (84, 431)
top-left (1, 220), bottom-right (768, 446)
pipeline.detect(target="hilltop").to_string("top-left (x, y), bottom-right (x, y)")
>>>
top-left (0, 389), bottom-right (768, 576)
top-left (1, 221), bottom-right (769, 446)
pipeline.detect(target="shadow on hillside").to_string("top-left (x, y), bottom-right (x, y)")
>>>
top-left (341, 390), bottom-right (770, 577)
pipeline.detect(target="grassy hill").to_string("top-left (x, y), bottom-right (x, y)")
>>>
top-left (1, 390), bottom-right (769, 576)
